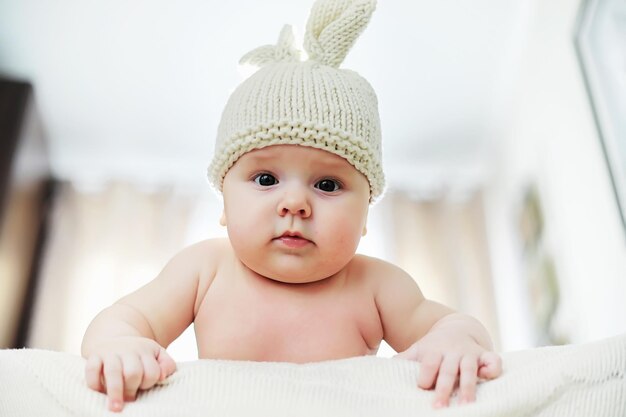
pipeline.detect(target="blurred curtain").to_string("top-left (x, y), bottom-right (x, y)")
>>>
top-left (26, 181), bottom-right (225, 359)
top-left (26, 182), bottom-right (500, 357)
top-left (387, 190), bottom-right (501, 349)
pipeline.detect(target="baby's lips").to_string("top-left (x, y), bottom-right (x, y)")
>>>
top-left (274, 230), bottom-right (314, 244)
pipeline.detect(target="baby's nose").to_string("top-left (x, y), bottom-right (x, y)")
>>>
top-left (277, 187), bottom-right (311, 218)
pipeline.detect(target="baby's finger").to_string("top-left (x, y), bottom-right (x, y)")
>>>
top-left (478, 351), bottom-right (502, 380)
top-left (417, 352), bottom-right (442, 390)
top-left (458, 355), bottom-right (478, 404)
top-left (433, 355), bottom-right (460, 408)
top-left (120, 354), bottom-right (143, 401)
top-left (102, 355), bottom-right (124, 412)
top-left (85, 355), bottom-right (105, 393)
top-left (156, 348), bottom-right (177, 380)
top-left (140, 354), bottom-right (162, 390)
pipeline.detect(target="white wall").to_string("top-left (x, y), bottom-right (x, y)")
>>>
top-left (0, 0), bottom-right (522, 193)
top-left (485, 0), bottom-right (626, 350)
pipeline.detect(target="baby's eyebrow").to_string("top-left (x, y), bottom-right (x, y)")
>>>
top-left (244, 152), bottom-right (274, 162)
top-left (238, 153), bottom-right (276, 168)
top-left (313, 159), bottom-right (357, 173)
top-left (242, 149), bottom-right (356, 175)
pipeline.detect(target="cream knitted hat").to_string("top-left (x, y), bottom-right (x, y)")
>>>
top-left (208, 0), bottom-right (384, 201)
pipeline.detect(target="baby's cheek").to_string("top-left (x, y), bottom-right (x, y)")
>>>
top-left (324, 219), bottom-right (362, 254)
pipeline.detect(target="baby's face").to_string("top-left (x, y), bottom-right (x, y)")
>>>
top-left (221, 145), bottom-right (370, 284)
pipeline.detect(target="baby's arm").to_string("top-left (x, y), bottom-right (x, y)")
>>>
top-left (369, 258), bottom-right (502, 408)
top-left (81, 240), bottom-right (218, 412)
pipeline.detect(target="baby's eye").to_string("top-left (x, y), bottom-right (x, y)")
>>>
top-left (254, 173), bottom-right (278, 186)
top-left (315, 179), bottom-right (341, 192)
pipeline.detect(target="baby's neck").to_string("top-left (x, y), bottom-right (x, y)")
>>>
top-left (236, 258), bottom-right (348, 292)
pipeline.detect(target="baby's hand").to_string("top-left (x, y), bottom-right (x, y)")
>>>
top-left (84, 336), bottom-right (177, 412)
top-left (395, 329), bottom-right (502, 408)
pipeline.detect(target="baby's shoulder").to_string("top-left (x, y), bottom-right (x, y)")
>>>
top-left (176, 238), bottom-right (233, 294)
top-left (164, 238), bottom-right (233, 278)
top-left (348, 255), bottom-right (420, 300)
top-left (176, 237), bottom-right (232, 264)
top-left (348, 254), bottom-right (411, 284)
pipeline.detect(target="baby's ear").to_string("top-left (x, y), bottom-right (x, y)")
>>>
top-left (362, 208), bottom-right (369, 236)
top-left (219, 211), bottom-right (227, 226)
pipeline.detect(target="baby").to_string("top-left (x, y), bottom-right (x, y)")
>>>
top-left (81, 0), bottom-right (501, 412)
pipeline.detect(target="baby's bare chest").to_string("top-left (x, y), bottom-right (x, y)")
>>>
top-left (193, 273), bottom-right (383, 363)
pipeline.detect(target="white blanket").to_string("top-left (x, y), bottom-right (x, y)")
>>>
top-left (1, 334), bottom-right (625, 417)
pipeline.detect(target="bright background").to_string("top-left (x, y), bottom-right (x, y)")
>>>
top-left (1, 0), bottom-right (625, 359)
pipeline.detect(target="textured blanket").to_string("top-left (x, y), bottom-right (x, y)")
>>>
top-left (1, 334), bottom-right (625, 417)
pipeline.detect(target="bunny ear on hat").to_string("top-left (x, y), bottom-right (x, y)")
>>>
top-left (303, 0), bottom-right (376, 68)
top-left (239, 0), bottom-right (376, 69)
top-left (239, 24), bottom-right (301, 67)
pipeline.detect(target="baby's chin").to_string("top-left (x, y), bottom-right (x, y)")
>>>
top-left (262, 274), bottom-right (330, 285)
top-left (248, 264), bottom-right (342, 286)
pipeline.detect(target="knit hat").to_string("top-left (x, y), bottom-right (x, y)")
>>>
top-left (208, 0), bottom-right (384, 201)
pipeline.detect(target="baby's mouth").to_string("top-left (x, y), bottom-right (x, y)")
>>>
top-left (274, 232), bottom-right (313, 248)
